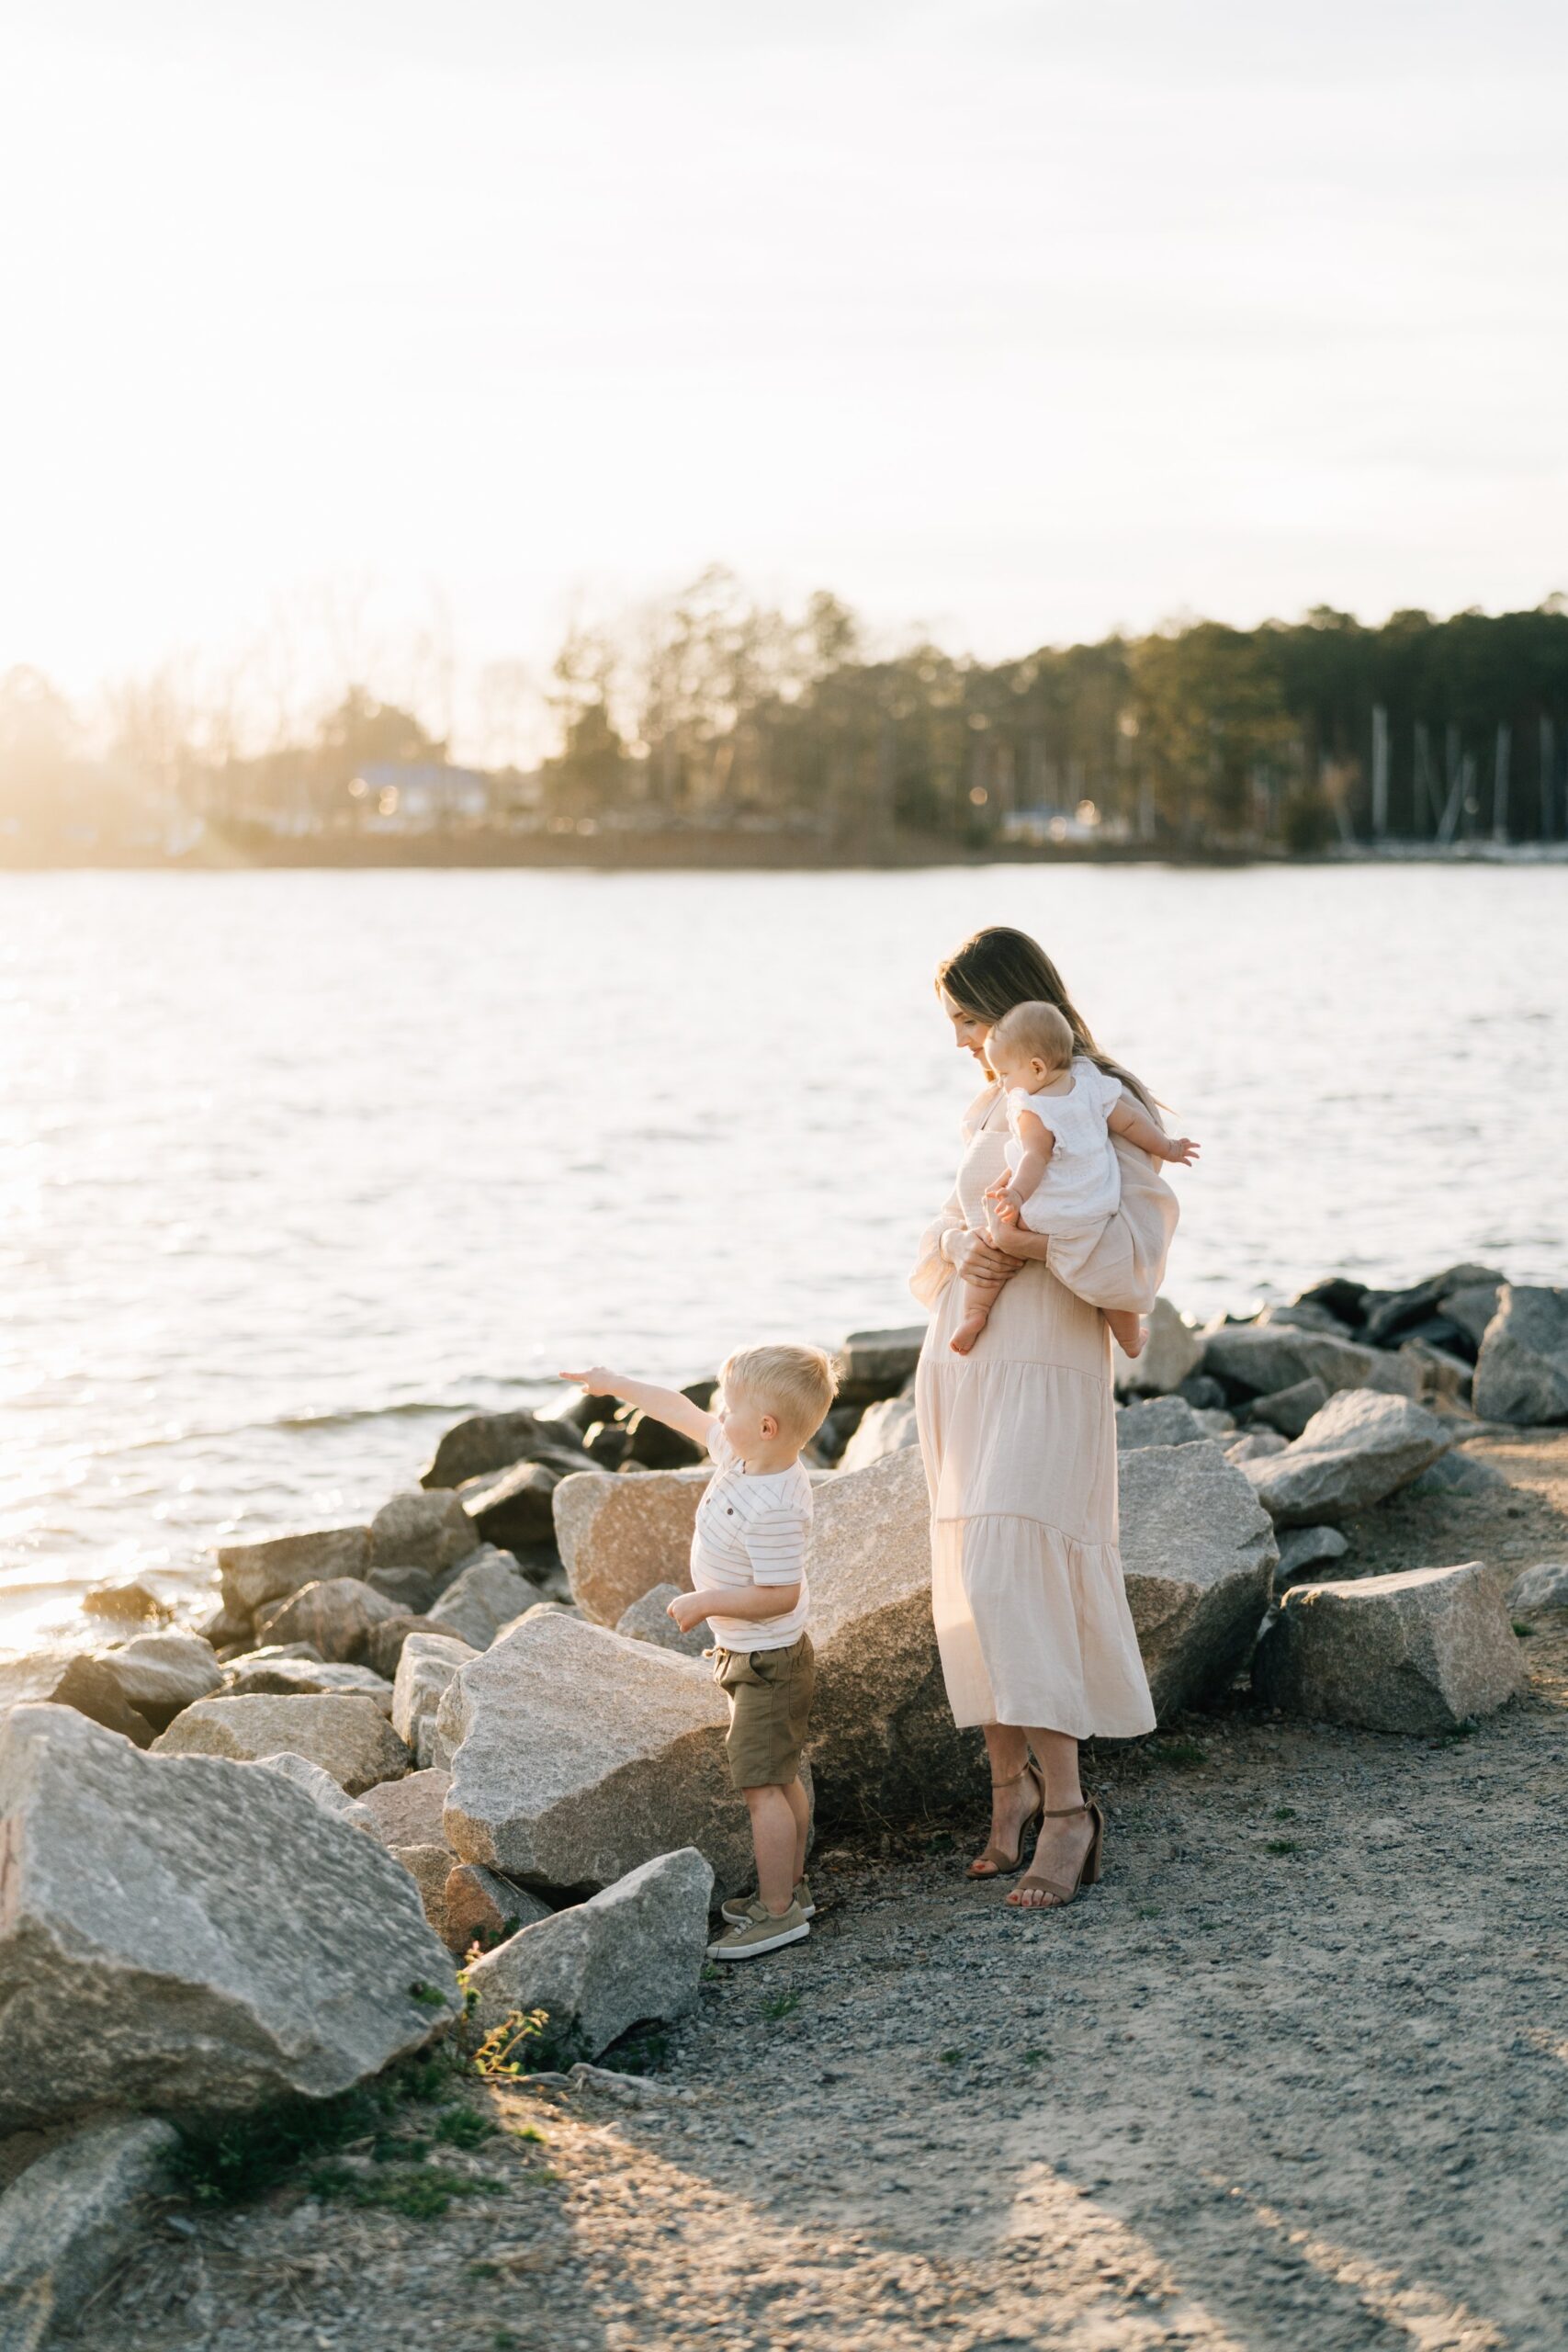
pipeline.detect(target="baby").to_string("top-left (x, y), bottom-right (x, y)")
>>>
top-left (949, 1001), bottom-right (1198, 1360)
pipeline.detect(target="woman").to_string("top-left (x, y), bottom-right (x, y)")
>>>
top-left (911, 926), bottom-right (1177, 1910)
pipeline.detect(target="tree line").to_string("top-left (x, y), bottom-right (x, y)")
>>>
top-left (3, 572), bottom-right (1566, 856)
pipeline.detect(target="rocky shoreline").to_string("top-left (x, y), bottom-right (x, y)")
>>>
top-left (3, 1266), bottom-right (1567, 2344)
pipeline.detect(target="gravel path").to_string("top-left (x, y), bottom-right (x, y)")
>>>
top-left (91, 1429), bottom-right (1568, 2352)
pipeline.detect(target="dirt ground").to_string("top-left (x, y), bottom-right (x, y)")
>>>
top-left (90, 1427), bottom-right (1568, 2352)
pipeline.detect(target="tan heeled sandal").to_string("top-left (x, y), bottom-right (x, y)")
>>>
top-left (965, 1763), bottom-right (1045, 1881)
top-left (1008, 1799), bottom-right (1104, 1909)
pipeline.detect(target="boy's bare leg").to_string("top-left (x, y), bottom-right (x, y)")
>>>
top-left (745, 1784), bottom-right (802, 1915)
top-left (950, 1274), bottom-right (1003, 1356)
top-left (1105, 1307), bottom-right (1145, 1359)
top-left (782, 1774), bottom-right (810, 1883)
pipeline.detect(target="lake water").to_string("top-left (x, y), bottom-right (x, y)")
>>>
top-left (3, 864), bottom-right (1564, 1652)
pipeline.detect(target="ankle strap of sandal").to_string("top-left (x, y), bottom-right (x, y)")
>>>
top-left (1040, 1802), bottom-right (1090, 1816)
top-left (989, 1765), bottom-right (1032, 1790)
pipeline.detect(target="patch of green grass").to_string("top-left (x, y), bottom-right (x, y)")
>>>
top-left (1272, 1805), bottom-right (1298, 1822)
top-left (506, 2124), bottom-right (547, 2145)
top-left (1513, 1622), bottom-right (1536, 1638)
top-left (434, 2107), bottom-right (497, 2151)
top-left (939, 2048), bottom-right (964, 2066)
top-left (1134, 1903), bottom-right (1162, 1918)
top-left (310, 2163), bottom-right (506, 2221)
top-left (1265, 1838), bottom-right (1302, 1856)
top-left (1151, 1739), bottom-right (1208, 1769)
top-left (761, 1991), bottom-right (802, 2022)
top-left (1022, 2049), bottom-right (1050, 2065)
top-left (408, 1980), bottom-right (450, 2009)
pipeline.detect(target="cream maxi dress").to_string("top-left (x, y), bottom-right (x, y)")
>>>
top-left (911, 1067), bottom-right (1176, 1739)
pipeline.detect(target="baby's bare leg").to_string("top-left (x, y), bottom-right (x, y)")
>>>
top-left (950, 1274), bottom-right (1003, 1356)
top-left (1105, 1307), bottom-right (1145, 1358)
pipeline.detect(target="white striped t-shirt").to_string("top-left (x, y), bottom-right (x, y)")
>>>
top-left (691, 1420), bottom-right (812, 1652)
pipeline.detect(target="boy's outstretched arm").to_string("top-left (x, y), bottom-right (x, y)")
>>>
top-left (1107, 1100), bottom-right (1201, 1167)
top-left (556, 1367), bottom-right (714, 1446)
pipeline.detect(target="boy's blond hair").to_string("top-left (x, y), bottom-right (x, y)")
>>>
top-left (719, 1343), bottom-right (838, 1445)
top-left (989, 998), bottom-right (1075, 1071)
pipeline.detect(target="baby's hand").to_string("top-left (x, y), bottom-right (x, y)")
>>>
top-left (667, 1591), bottom-right (708, 1635)
top-left (1165, 1137), bottom-right (1200, 1167)
top-left (990, 1197), bottom-right (1022, 1225)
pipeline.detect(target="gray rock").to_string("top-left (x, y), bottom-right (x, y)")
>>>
top-left (838, 1393), bottom-right (919, 1473)
top-left (463, 1849), bottom-right (714, 2055)
top-left (1398, 1337), bottom-right (1473, 1406)
top-left (0, 1656), bottom-right (154, 1748)
top-left (1362, 1263), bottom-right (1504, 1349)
top-left (1257, 1300), bottom-right (1352, 1333)
top-left (1115, 1396), bottom-right (1211, 1451)
top-left (1224, 1430), bottom-right (1289, 1464)
top-left (615, 1583), bottom-right (710, 1657)
top-left (832, 1326), bottom-right (926, 1407)
top-left (421, 1409), bottom-right (585, 1491)
top-left (1241, 1390), bottom-right (1455, 1525)
top-left (621, 1408), bottom-right (705, 1470)
top-left (252, 1577), bottom-right (400, 1662)
top-left (1439, 1281), bottom-right (1503, 1351)
top-left (152, 1693), bottom-right (410, 1792)
top-left (555, 1467), bottom-right (708, 1628)
top-left (367, 1564), bottom-right (438, 1613)
top-left (1253, 1561), bottom-right (1526, 1733)
top-left (248, 1749), bottom-right (379, 1832)
top-left (1508, 1562), bottom-right (1568, 1612)
top-left (392, 1632), bottom-right (477, 1761)
top-left (1472, 1284), bottom-right (1568, 1424)
top-left (86, 1633), bottom-right (223, 1731)
top-left (1250, 1377), bottom-right (1330, 1439)
top-left (1117, 1442), bottom-right (1280, 1720)
top-left (371, 1490), bottom-right (478, 1575)
top-left (79, 1578), bottom-right (167, 1625)
top-left (437, 1614), bottom-right (751, 1893)
top-left (0, 2117), bottom-right (180, 2350)
top-left (1175, 1374), bottom-right (1227, 1411)
top-left (1111, 1296), bottom-right (1203, 1396)
top-left (0, 1704), bottom-right (458, 2132)
top-left (1201, 1324), bottom-right (1417, 1403)
top-left (389, 1844), bottom-right (455, 1942)
top-left (216, 1525), bottom-right (372, 1622)
top-left (1407, 1450), bottom-right (1508, 1498)
top-left (425, 1549), bottom-right (537, 1650)
top-left (223, 1657), bottom-right (396, 1711)
top-left (358, 1768), bottom-right (453, 1851)
top-left (363, 1612), bottom-right (435, 1679)
top-left (1274, 1525), bottom-right (1349, 1584)
top-left (442, 1863), bottom-right (551, 1955)
top-left (457, 1458), bottom-right (562, 1551)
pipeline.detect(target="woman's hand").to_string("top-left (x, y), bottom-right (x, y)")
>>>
top-left (951, 1225), bottom-right (1024, 1284)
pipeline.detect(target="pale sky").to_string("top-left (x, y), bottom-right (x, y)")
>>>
top-left (3, 0), bottom-right (1565, 751)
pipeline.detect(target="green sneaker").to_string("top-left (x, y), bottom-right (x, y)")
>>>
top-left (706, 1898), bottom-right (811, 1961)
top-left (720, 1877), bottom-right (815, 1928)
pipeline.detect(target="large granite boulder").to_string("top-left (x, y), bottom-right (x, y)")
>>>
top-left (1117, 1442), bottom-right (1280, 1721)
top-left (1250, 1376), bottom-right (1330, 1439)
top-left (1253, 1561), bottom-right (1526, 1733)
top-left (248, 1749), bottom-right (378, 1832)
top-left (216, 1525), bottom-right (372, 1622)
top-left (87, 1633), bottom-right (223, 1731)
top-left (1241, 1390), bottom-right (1454, 1525)
top-left (1115, 1395), bottom-right (1212, 1451)
top-left (421, 1409), bottom-right (584, 1490)
top-left (0, 2117), bottom-right (180, 2346)
top-left (838, 1394), bottom-right (919, 1473)
top-left (1112, 1296), bottom-right (1203, 1396)
top-left (555, 1468), bottom-right (707, 1627)
top-left (1439, 1281), bottom-right (1503, 1351)
top-left (457, 1458), bottom-right (562, 1551)
top-left (1472, 1285), bottom-right (1568, 1424)
top-left (615, 1583), bottom-right (709, 1657)
top-left (1201, 1324), bottom-right (1416, 1403)
top-left (1508, 1561), bottom-right (1568, 1613)
top-left (221, 1657), bottom-right (395, 1711)
top-left (463, 1849), bottom-right (714, 2053)
top-left (832, 1328), bottom-right (925, 1407)
top-left (357, 1768), bottom-right (453, 1850)
top-left (436, 1613), bottom-right (752, 1894)
top-left (443, 1864), bottom-right (551, 1955)
top-left (424, 1549), bottom-right (537, 1650)
top-left (0, 1705), bottom-right (458, 2132)
top-left (0, 1655), bottom-right (155, 1748)
top-left (366, 1564), bottom-right (438, 1613)
top-left (253, 1577), bottom-right (400, 1663)
top-left (371, 1491), bottom-right (477, 1576)
top-left (1362, 1263), bottom-right (1504, 1349)
top-left (152, 1693), bottom-right (409, 1792)
top-left (392, 1632), bottom-right (477, 1764)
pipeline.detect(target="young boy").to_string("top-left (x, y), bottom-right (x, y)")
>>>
top-left (556, 1342), bottom-right (837, 1959)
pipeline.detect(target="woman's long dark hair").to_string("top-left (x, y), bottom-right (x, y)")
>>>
top-left (935, 925), bottom-right (1159, 1119)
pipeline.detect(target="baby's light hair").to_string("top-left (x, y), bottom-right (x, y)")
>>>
top-left (989, 999), bottom-right (1075, 1071)
top-left (719, 1343), bottom-right (838, 1445)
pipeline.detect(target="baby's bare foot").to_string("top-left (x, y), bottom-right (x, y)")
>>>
top-left (950, 1316), bottom-right (987, 1356)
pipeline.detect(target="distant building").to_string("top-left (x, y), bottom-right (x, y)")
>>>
top-left (350, 762), bottom-right (492, 831)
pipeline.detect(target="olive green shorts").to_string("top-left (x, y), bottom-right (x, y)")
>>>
top-left (712, 1633), bottom-right (815, 1792)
